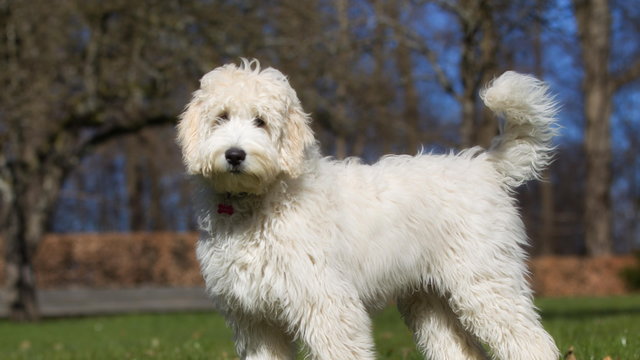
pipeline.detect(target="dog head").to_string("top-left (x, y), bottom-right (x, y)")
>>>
top-left (177, 59), bottom-right (316, 194)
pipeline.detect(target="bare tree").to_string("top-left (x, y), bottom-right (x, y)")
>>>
top-left (454, 0), bottom-right (500, 148)
top-left (0, 0), bottom-right (243, 320)
top-left (574, 0), bottom-right (640, 255)
top-left (378, 0), bottom-right (508, 149)
top-left (371, 0), bottom-right (397, 154)
top-left (334, 0), bottom-right (352, 159)
top-left (388, 1), bottom-right (421, 153)
top-left (533, 0), bottom-right (555, 255)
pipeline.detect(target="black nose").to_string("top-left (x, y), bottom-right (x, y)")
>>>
top-left (225, 147), bottom-right (246, 166)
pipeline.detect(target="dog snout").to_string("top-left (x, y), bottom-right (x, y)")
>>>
top-left (225, 147), bottom-right (247, 166)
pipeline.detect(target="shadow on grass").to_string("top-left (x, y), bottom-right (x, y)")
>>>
top-left (541, 306), bottom-right (640, 320)
top-left (539, 295), bottom-right (640, 320)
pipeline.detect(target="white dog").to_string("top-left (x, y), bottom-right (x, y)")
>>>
top-left (177, 59), bottom-right (560, 360)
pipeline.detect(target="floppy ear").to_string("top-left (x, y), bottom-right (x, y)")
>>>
top-left (278, 104), bottom-right (315, 178)
top-left (176, 94), bottom-right (203, 174)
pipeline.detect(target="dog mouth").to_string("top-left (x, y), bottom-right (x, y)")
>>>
top-left (201, 154), bottom-right (279, 195)
top-left (227, 162), bottom-right (245, 174)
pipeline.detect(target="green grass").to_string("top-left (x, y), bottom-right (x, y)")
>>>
top-left (538, 295), bottom-right (640, 360)
top-left (0, 295), bottom-right (638, 359)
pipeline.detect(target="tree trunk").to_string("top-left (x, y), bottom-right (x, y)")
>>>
top-left (395, 36), bottom-right (421, 154)
top-left (457, 0), bottom-right (499, 149)
top-left (334, 136), bottom-right (347, 159)
top-left (390, 1), bottom-right (421, 153)
top-left (126, 156), bottom-right (146, 231)
top-left (574, 0), bottom-right (613, 256)
top-left (3, 162), bottom-right (66, 321)
top-left (583, 83), bottom-right (613, 255)
top-left (147, 161), bottom-right (165, 231)
top-left (539, 173), bottom-right (556, 254)
top-left (533, 3), bottom-right (555, 255)
top-left (373, 0), bottom-right (394, 155)
top-left (334, 0), bottom-right (350, 159)
top-left (4, 227), bottom-right (40, 322)
top-left (475, 0), bottom-right (499, 148)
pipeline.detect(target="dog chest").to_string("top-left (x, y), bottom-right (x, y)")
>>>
top-left (196, 235), bottom-right (298, 314)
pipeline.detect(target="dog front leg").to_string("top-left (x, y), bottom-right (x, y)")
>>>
top-left (288, 294), bottom-right (376, 360)
top-left (228, 316), bottom-right (296, 360)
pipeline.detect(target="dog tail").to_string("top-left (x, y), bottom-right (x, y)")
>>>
top-left (481, 71), bottom-right (559, 188)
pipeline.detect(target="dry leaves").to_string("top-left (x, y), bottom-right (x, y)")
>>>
top-left (564, 346), bottom-right (617, 360)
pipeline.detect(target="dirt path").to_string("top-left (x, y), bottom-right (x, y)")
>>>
top-left (0, 287), bottom-right (215, 318)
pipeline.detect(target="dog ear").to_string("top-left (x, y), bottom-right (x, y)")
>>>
top-left (176, 94), bottom-right (203, 174)
top-left (278, 104), bottom-right (315, 178)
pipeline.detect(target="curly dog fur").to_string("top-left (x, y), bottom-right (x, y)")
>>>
top-left (177, 59), bottom-right (559, 360)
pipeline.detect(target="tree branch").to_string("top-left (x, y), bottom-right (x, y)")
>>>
top-left (611, 59), bottom-right (640, 91)
top-left (79, 115), bottom-right (177, 155)
top-left (377, 14), bottom-right (457, 96)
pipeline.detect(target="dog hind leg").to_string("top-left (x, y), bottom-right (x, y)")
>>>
top-left (398, 291), bottom-right (489, 360)
top-left (444, 277), bottom-right (559, 360)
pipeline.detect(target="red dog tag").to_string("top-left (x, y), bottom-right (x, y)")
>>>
top-left (217, 203), bottom-right (234, 215)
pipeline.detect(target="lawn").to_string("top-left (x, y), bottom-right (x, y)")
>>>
top-left (0, 295), bottom-right (638, 360)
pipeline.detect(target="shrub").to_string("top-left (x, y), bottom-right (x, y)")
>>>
top-left (620, 251), bottom-right (640, 290)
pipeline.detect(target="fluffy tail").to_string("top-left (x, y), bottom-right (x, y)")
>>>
top-left (481, 71), bottom-right (559, 188)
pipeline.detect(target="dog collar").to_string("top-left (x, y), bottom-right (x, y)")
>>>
top-left (217, 192), bottom-right (248, 216)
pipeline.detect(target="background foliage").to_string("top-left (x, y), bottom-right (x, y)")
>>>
top-left (1, 0), bottom-right (639, 320)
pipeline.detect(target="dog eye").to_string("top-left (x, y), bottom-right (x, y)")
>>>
top-left (217, 112), bottom-right (229, 122)
top-left (254, 117), bottom-right (266, 127)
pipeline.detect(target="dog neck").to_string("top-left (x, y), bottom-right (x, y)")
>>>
top-left (216, 192), bottom-right (250, 216)
top-left (194, 169), bottom-right (311, 225)
top-left (209, 176), bottom-right (295, 217)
